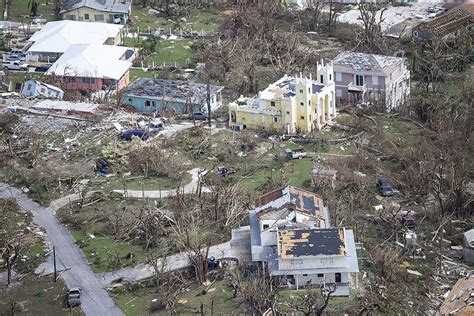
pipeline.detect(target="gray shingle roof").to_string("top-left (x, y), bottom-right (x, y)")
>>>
top-left (61, 0), bottom-right (131, 14)
top-left (333, 52), bottom-right (405, 73)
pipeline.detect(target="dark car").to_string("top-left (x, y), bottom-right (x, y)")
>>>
top-left (121, 129), bottom-right (149, 141)
top-left (377, 178), bottom-right (394, 197)
top-left (34, 63), bottom-right (52, 72)
top-left (207, 256), bottom-right (221, 269)
top-left (192, 112), bottom-right (208, 120)
top-left (217, 166), bottom-right (236, 177)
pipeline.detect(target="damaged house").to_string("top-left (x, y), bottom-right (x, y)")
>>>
top-left (61, 0), bottom-right (132, 24)
top-left (121, 78), bottom-right (224, 113)
top-left (332, 52), bottom-right (410, 110)
top-left (21, 80), bottom-right (64, 99)
top-left (249, 186), bottom-right (359, 296)
top-left (229, 61), bottom-right (336, 134)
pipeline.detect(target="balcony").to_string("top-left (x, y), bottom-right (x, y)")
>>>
top-left (348, 82), bottom-right (367, 92)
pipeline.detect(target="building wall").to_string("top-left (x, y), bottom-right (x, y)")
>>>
top-left (230, 68), bottom-right (336, 134)
top-left (60, 76), bottom-right (104, 91)
top-left (334, 63), bottom-right (410, 110)
top-left (62, 7), bottom-right (129, 24)
top-left (278, 254), bottom-right (351, 272)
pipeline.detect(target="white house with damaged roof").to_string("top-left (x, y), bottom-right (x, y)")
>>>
top-left (121, 78), bottom-right (224, 113)
top-left (332, 52), bottom-right (410, 110)
top-left (61, 0), bottom-right (132, 24)
top-left (249, 186), bottom-right (359, 296)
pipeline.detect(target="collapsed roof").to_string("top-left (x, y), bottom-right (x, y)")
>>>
top-left (123, 78), bottom-right (223, 104)
top-left (416, 3), bottom-right (474, 38)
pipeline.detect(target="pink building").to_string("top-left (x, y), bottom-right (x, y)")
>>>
top-left (46, 43), bottom-right (133, 92)
top-left (332, 52), bottom-right (410, 110)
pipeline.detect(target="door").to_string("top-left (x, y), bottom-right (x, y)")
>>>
top-left (335, 273), bottom-right (341, 283)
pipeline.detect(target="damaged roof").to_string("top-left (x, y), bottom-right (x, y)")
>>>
top-left (61, 0), bottom-right (131, 14)
top-left (278, 227), bottom-right (346, 259)
top-left (415, 3), bottom-right (474, 39)
top-left (123, 78), bottom-right (223, 104)
top-left (255, 186), bottom-right (326, 222)
top-left (333, 51), bottom-right (405, 74)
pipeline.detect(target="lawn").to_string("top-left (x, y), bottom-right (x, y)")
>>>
top-left (113, 280), bottom-right (238, 315)
top-left (130, 6), bottom-right (222, 35)
top-left (71, 228), bottom-right (146, 273)
top-left (0, 275), bottom-right (82, 315)
top-left (147, 39), bottom-right (194, 67)
top-left (0, 0), bottom-right (58, 22)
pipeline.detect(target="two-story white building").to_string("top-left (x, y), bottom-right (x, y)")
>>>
top-left (249, 186), bottom-right (359, 296)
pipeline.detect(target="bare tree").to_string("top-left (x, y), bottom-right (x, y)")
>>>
top-left (287, 283), bottom-right (337, 316)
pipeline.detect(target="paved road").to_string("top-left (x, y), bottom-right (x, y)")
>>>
top-left (0, 183), bottom-right (124, 316)
top-left (113, 168), bottom-right (210, 199)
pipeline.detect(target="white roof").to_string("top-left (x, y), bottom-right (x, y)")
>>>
top-left (46, 44), bottom-right (131, 80)
top-left (27, 20), bottom-right (123, 54)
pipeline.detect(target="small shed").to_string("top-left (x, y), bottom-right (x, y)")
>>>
top-left (22, 80), bottom-right (64, 100)
top-left (310, 167), bottom-right (337, 190)
top-left (463, 229), bottom-right (474, 264)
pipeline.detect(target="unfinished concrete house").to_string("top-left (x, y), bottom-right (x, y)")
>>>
top-left (332, 52), bottom-right (410, 110)
top-left (249, 186), bottom-right (359, 295)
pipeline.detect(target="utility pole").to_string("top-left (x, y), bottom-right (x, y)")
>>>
top-left (53, 246), bottom-right (57, 282)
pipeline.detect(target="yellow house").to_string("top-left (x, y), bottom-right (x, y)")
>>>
top-left (61, 0), bottom-right (132, 24)
top-left (229, 61), bottom-right (336, 134)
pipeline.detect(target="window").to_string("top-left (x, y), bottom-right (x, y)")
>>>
top-left (335, 273), bottom-right (342, 283)
top-left (309, 115), bottom-right (311, 121)
top-left (26, 83), bottom-right (32, 91)
top-left (372, 75), bottom-right (379, 85)
top-left (95, 14), bottom-right (104, 21)
top-left (300, 116), bottom-right (304, 120)
top-left (263, 224), bottom-right (269, 230)
top-left (308, 87), bottom-right (310, 93)
top-left (145, 100), bottom-right (152, 107)
top-left (84, 14), bottom-right (89, 20)
top-left (320, 75), bottom-right (324, 83)
top-left (273, 116), bottom-right (278, 123)
top-left (317, 273), bottom-right (324, 278)
top-left (355, 74), bottom-right (364, 86)
top-left (290, 259), bottom-right (303, 265)
top-left (308, 100), bottom-right (310, 105)
top-left (300, 102), bottom-right (304, 106)
top-left (329, 74), bottom-right (332, 81)
top-left (335, 72), bottom-right (341, 81)
top-left (66, 15), bottom-right (76, 20)
top-left (299, 89), bottom-right (303, 93)
top-left (251, 114), bottom-right (256, 122)
top-left (67, 77), bottom-right (75, 83)
top-left (336, 89), bottom-right (342, 97)
top-left (270, 101), bottom-right (275, 107)
top-left (81, 78), bottom-right (96, 84)
top-left (303, 274), bottom-right (308, 276)
top-left (128, 98), bottom-right (132, 102)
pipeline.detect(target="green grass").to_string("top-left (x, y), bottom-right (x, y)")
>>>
top-left (71, 228), bottom-right (146, 273)
top-left (148, 39), bottom-right (194, 67)
top-left (129, 67), bottom-right (155, 80)
top-left (130, 7), bottom-right (221, 34)
top-left (0, 275), bottom-right (82, 315)
top-left (113, 280), bottom-right (237, 315)
top-left (277, 289), bottom-right (360, 313)
top-left (0, 0), bottom-right (58, 22)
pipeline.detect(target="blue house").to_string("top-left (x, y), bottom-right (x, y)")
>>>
top-left (121, 78), bottom-right (224, 114)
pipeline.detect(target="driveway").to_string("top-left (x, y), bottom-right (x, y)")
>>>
top-left (113, 168), bottom-right (210, 199)
top-left (0, 184), bottom-right (124, 316)
top-left (99, 226), bottom-right (252, 286)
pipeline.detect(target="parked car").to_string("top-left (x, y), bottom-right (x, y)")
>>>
top-left (149, 119), bottom-right (165, 132)
top-left (3, 62), bottom-right (28, 71)
top-left (192, 112), bottom-right (208, 120)
top-left (402, 211), bottom-right (416, 230)
top-left (377, 178), bottom-right (394, 197)
top-left (34, 63), bottom-right (52, 72)
top-left (66, 288), bottom-right (81, 307)
top-left (217, 166), bottom-right (236, 177)
top-left (207, 256), bottom-right (221, 269)
top-left (5, 54), bottom-right (26, 62)
top-left (10, 49), bottom-right (26, 56)
top-left (285, 148), bottom-right (306, 159)
top-left (121, 129), bottom-right (149, 141)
